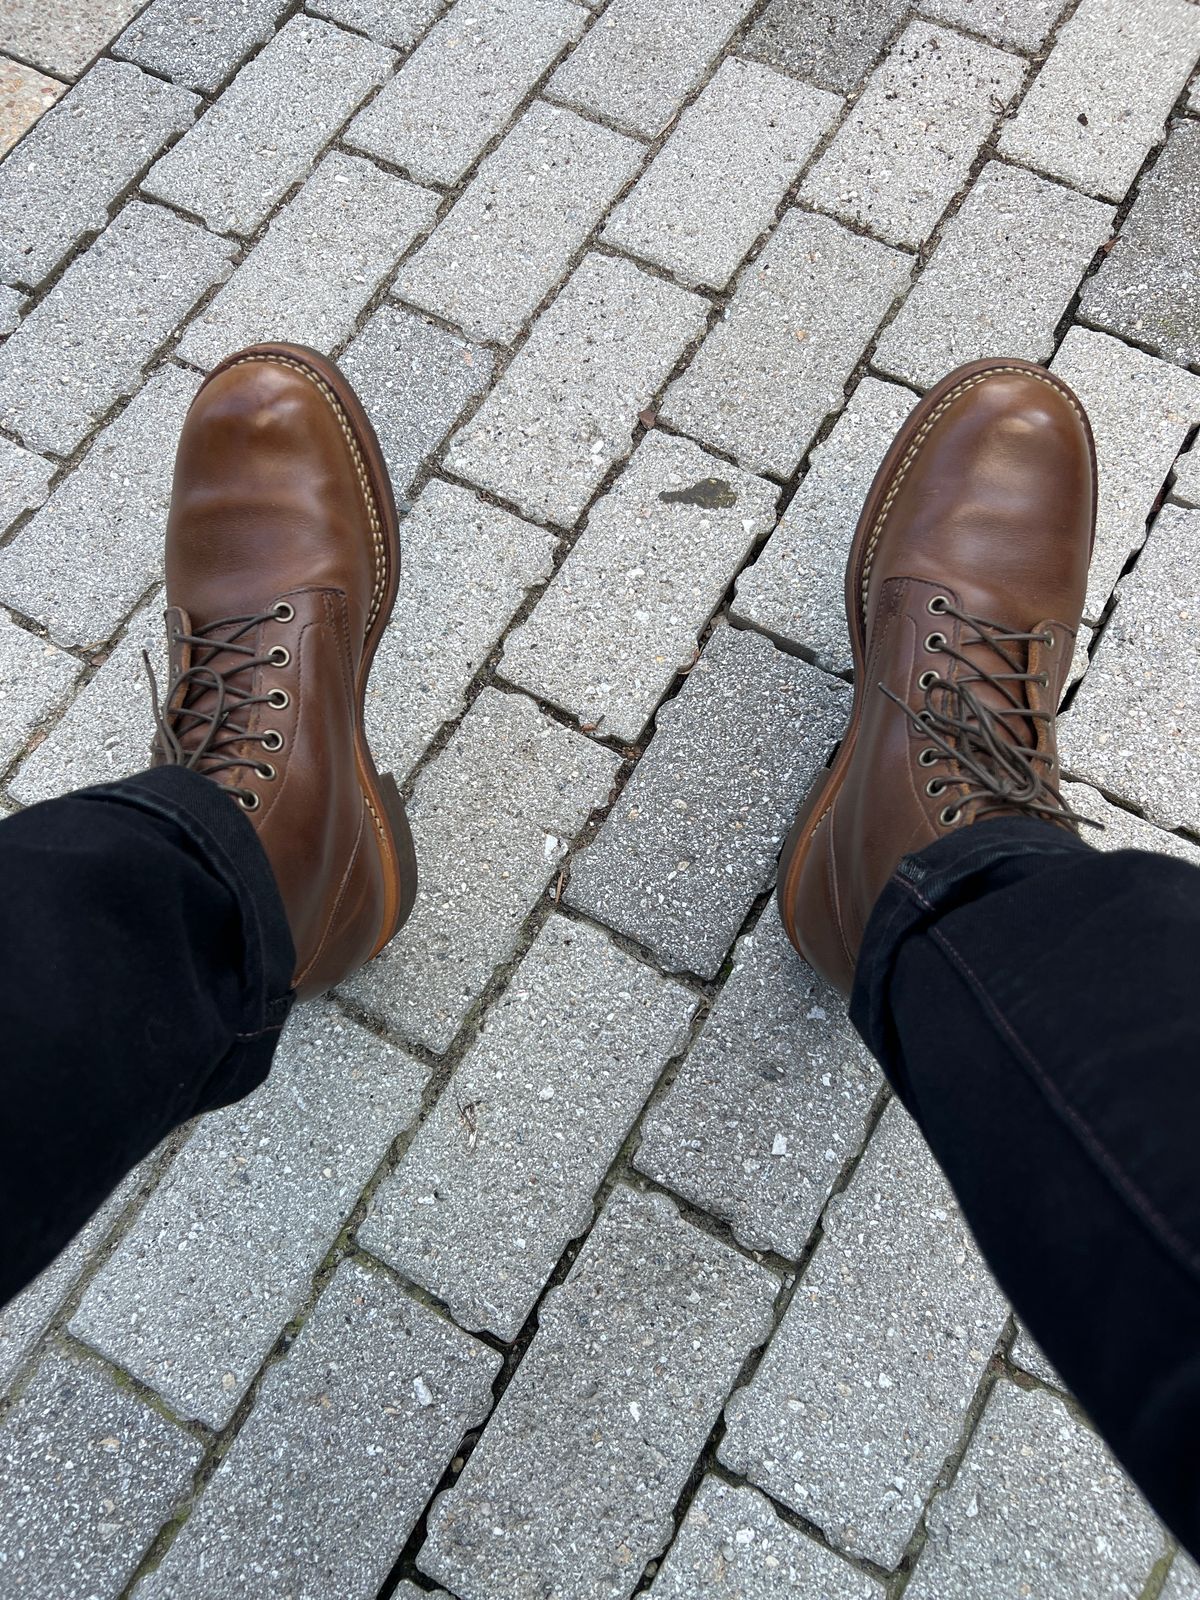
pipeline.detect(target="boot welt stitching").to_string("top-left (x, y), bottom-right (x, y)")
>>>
top-left (858, 368), bottom-right (1087, 621)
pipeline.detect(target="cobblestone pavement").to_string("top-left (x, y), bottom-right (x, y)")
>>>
top-left (1, 0), bottom-right (1199, 1595)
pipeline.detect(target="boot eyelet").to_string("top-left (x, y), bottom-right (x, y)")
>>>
top-left (927, 595), bottom-right (949, 614)
top-left (1042, 631), bottom-right (1055, 649)
top-left (273, 601), bottom-right (295, 623)
top-left (257, 762), bottom-right (277, 781)
top-left (926, 779), bottom-right (946, 797)
top-left (268, 645), bottom-right (291, 668)
top-left (924, 632), bottom-right (945, 653)
top-left (917, 710), bottom-right (935, 728)
top-left (238, 792), bottom-right (260, 813)
top-left (261, 729), bottom-right (284, 752)
top-left (267, 688), bottom-right (290, 710)
top-left (918, 747), bottom-right (939, 766)
top-left (918, 670), bottom-right (938, 691)
top-left (1037, 672), bottom-right (1051, 689)
top-left (939, 805), bottom-right (961, 826)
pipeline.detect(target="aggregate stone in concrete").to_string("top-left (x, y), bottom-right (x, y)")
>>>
top-left (144, 15), bottom-right (394, 236)
top-left (341, 305), bottom-right (494, 495)
top-left (1060, 505), bottom-right (1200, 835)
top-left (114, 0), bottom-right (292, 93)
top-left (346, 0), bottom-right (586, 187)
top-left (8, 592), bottom-right (165, 806)
top-left (904, 1383), bottom-right (1166, 1600)
top-left (920, 0), bottom-right (1068, 50)
top-left (0, 59), bottom-right (198, 289)
top-left (635, 900), bottom-right (880, 1259)
top-left (649, 1477), bottom-right (884, 1600)
top-left (366, 479), bottom-right (557, 780)
top-left (730, 376), bottom-right (917, 674)
top-left (801, 21), bottom-right (1025, 250)
top-left (310, 0), bottom-right (447, 49)
top-left (565, 623), bottom-right (850, 979)
top-left (342, 687), bottom-right (621, 1052)
top-left (0, 282), bottom-right (24, 334)
top-left (1050, 327), bottom-right (1200, 624)
top-left (362, 915), bottom-right (697, 1340)
top-left (874, 162), bottom-right (1114, 391)
top-left (660, 210), bottom-right (909, 478)
top-left (1165, 1556), bottom-right (1200, 1600)
top-left (0, 1346), bottom-right (203, 1600)
top-left (0, 612), bottom-right (80, 770)
top-left (0, 434), bottom-right (52, 534)
top-left (720, 1100), bottom-right (1010, 1568)
top-left (0, 366), bottom-right (201, 648)
top-left (499, 430), bottom-right (778, 741)
top-left (740, 0), bottom-right (912, 96)
top-left (601, 57), bottom-right (841, 292)
top-left (177, 153), bottom-right (439, 370)
top-left (998, 0), bottom-right (1200, 202)
top-left (71, 1000), bottom-right (428, 1428)
top-left (447, 252), bottom-right (708, 527)
top-left (0, 201), bottom-right (234, 457)
top-left (395, 102), bottom-right (644, 345)
top-left (0, 59), bottom-right (63, 159)
top-left (1173, 441), bottom-right (1200, 508)
top-left (1061, 779), bottom-right (1200, 868)
top-left (0, 0), bottom-right (145, 80)
top-left (547, 0), bottom-right (757, 140)
top-left (1080, 121), bottom-right (1200, 370)
top-left (420, 1184), bottom-right (778, 1600)
top-left (136, 1261), bottom-right (500, 1600)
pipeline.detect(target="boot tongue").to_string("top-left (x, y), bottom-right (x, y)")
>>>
top-left (937, 581), bottom-right (1040, 759)
top-left (163, 605), bottom-right (265, 772)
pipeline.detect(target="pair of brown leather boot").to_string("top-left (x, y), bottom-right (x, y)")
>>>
top-left (154, 347), bottom-right (1094, 1000)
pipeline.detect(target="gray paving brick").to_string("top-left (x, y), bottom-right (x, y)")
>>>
top-left (71, 1000), bottom-right (428, 1428)
top-left (136, 1260), bottom-right (499, 1600)
top-left (1060, 504), bottom-right (1200, 833)
top-left (635, 900), bottom-right (879, 1258)
top-left (420, 1184), bottom-right (778, 1600)
top-left (566, 624), bottom-right (850, 978)
top-left (920, 0), bottom-right (1068, 50)
top-left (0, 367), bottom-right (200, 648)
top-left (341, 305), bottom-right (494, 496)
top-left (1079, 120), bottom-right (1200, 369)
top-left (0, 0), bottom-right (144, 81)
top-left (802, 22), bottom-right (1024, 249)
top-left (874, 162), bottom-right (1114, 391)
top-left (1165, 1555), bottom-right (1200, 1600)
top-left (447, 252), bottom-right (707, 527)
top-left (1050, 327), bottom-right (1200, 624)
top-left (0, 1347), bottom-right (202, 1600)
top-left (1010, 1327), bottom-right (1065, 1388)
top-left (0, 283), bottom-right (24, 333)
top-left (1172, 441), bottom-right (1200, 508)
top-left (311, 0), bottom-right (447, 49)
top-left (720, 1100), bottom-right (1010, 1568)
top-left (998, 0), bottom-right (1200, 202)
top-left (346, 0), bottom-right (586, 186)
top-left (601, 58), bottom-right (840, 292)
top-left (500, 431), bottom-right (778, 741)
top-left (396, 102), bottom-right (644, 345)
top-left (366, 479), bottom-right (556, 781)
top-left (8, 592), bottom-right (164, 806)
top-left (144, 15), bottom-right (394, 236)
top-left (730, 376), bottom-right (917, 673)
top-left (0, 202), bottom-right (233, 458)
top-left (660, 210), bottom-right (910, 477)
top-left (905, 1382), bottom-right (1165, 1600)
top-left (650, 1477), bottom-right (883, 1599)
top-left (342, 687), bottom-right (621, 1052)
top-left (0, 613), bottom-right (80, 771)
top-left (362, 915), bottom-right (696, 1339)
top-left (177, 154), bottom-right (438, 371)
top-left (1062, 779), bottom-right (1200, 866)
top-left (0, 435), bottom-right (52, 534)
top-left (115, 0), bottom-right (292, 94)
top-left (740, 0), bottom-right (911, 96)
top-left (547, 0), bottom-right (757, 140)
top-left (0, 59), bottom-right (198, 290)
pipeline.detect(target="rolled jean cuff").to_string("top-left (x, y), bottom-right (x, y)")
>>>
top-left (849, 817), bottom-right (1092, 1110)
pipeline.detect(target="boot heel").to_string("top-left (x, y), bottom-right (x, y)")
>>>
top-left (378, 771), bottom-right (419, 935)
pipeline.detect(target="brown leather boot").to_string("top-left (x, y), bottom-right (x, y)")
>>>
top-left (150, 343), bottom-right (418, 1000)
top-left (777, 358), bottom-right (1097, 996)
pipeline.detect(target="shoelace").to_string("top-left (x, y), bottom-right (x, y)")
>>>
top-left (880, 595), bottom-right (1094, 829)
top-left (146, 605), bottom-right (292, 811)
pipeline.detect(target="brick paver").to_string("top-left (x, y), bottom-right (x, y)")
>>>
top-left (0, 0), bottom-right (1193, 1591)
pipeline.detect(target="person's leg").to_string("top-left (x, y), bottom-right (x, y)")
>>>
top-left (851, 818), bottom-right (1200, 1556)
top-left (0, 764), bottom-right (294, 1306)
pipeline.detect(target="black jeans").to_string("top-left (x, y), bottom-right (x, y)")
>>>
top-left (1, 776), bottom-right (1198, 1558)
